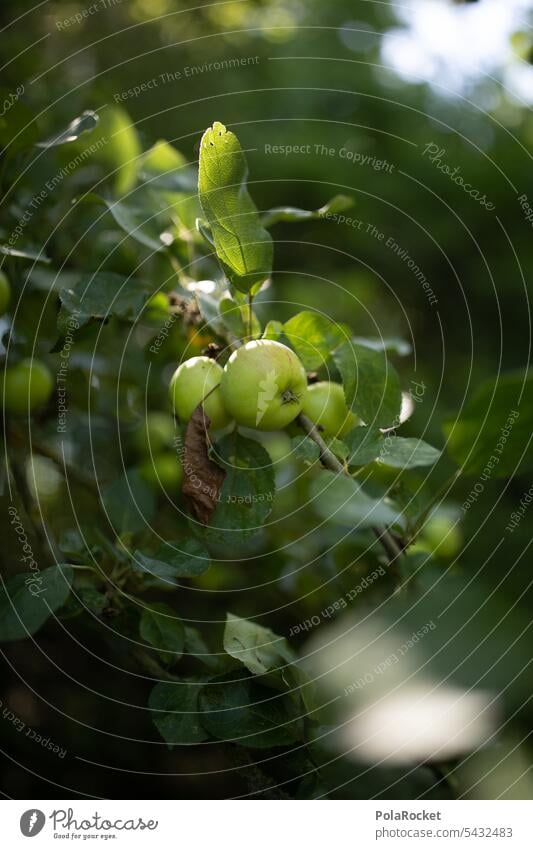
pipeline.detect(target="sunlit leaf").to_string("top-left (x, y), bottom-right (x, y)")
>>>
top-left (198, 121), bottom-right (273, 293)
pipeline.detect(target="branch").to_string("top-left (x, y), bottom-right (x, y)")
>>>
top-left (297, 413), bottom-right (404, 564)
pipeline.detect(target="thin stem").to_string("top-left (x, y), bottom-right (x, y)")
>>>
top-left (247, 292), bottom-right (253, 339)
top-left (297, 413), bottom-right (404, 565)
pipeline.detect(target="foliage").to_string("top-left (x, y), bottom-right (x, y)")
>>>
top-left (1, 0), bottom-right (532, 800)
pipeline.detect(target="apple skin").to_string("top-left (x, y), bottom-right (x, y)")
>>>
top-left (421, 514), bottom-right (462, 559)
top-left (169, 356), bottom-right (231, 430)
top-left (132, 412), bottom-right (177, 456)
top-left (139, 452), bottom-right (183, 491)
top-left (302, 381), bottom-right (359, 438)
top-left (3, 359), bottom-right (53, 415)
top-left (0, 271), bottom-right (11, 316)
top-left (220, 340), bottom-right (307, 431)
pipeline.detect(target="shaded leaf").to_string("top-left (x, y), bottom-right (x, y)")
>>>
top-left (309, 470), bottom-right (401, 528)
top-left (87, 192), bottom-right (170, 252)
top-left (140, 602), bottom-right (185, 655)
top-left (101, 468), bottom-right (156, 534)
top-left (291, 435), bottom-right (321, 465)
top-left (333, 341), bottom-right (402, 428)
top-left (284, 311), bottom-right (347, 370)
top-left (0, 244), bottom-right (51, 264)
top-left (223, 613), bottom-right (295, 677)
top-left (344, 426), bottom-right (383, 466)
top-left (204, 433), bottom-right (275, 543)
top-left (36, 110), bottom-right (99, 148)
top-left (139, 139), bottom-right (197, 193)
top-left (353, 336), bottom-right (412, 357)
top-left (219, 294), bottom-right (261, 338)
top-left (444, 370), bottom-right (533, 477)
top-left (150, 678), bottom-right (209, 746)
top-left (261, 194), bottom-right (353, 228)
top-left (0, 566), bottom-right (73, 642)
top-left (199, 669), bottom-right (304, 748)
top-left (132, 537), bottom-right (211, 586)
top-left (57, 272), bottom-right (152, 341)
top-left (378, 437), bottom-right (441, 470)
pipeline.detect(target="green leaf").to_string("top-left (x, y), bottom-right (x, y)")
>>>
top-left (283, 311), bottom-right (347, 370)
top-left (36, 110), bottom-right (99, 148)
top-left (140, 602), bottom-right (185, 655)
top-left (0, 92), bottom-right (39, 156)
top-left (0, 245), bottom-right (51, 264)
top-left (223, 613), bottom-right (295, 677)
top-left (199, 670), bottom-right (304, 748)
top-left (132, 538), bottom-right (211, 587)
top-left (444, 370), bottom-right (533, 477)
top-left (353, 336), bottom-right (412, 357)
top-left (139, 140), bottom-right (197, 193)
top-left (0, 566), bottom-right (73, 642)
top-left (150, 678), bottom-right (209, 745)
top-left (261, 194), bottom-right (353, 228)
top-left (333, 341), bottom-right (402, 428)
top-left (291, 435), bottom-right (321, 465)
top-left (86, 193), bottom-right (170, 252)
top-left (309, 470), bottom-right (401, 528)
top-left (101, 468), bottom-right (156, 534)
top-left (198, 121), bottom-right (273, 293)
top-left (344, 426), bottom-right (383, 466)
top-left (57, 272), bottom-right (152, 339)
top-left (204, 433), bottom-right (275, 543)
top-left (219, 294), bottom-right (261, 339)
top-left (138, 140), bottom-right (200, 232)
top-left (262, 320), bottom-right (283, 340)
top-left (378, 437), bottom-right (441, 470)
top-left (194, 290), bottom-right (225, 336)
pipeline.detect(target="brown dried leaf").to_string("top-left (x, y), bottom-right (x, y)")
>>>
top-left (182, 407), bottom-right (226, 524)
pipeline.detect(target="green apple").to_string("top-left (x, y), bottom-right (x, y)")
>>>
top-left (302, 381), bottom-right (359, 437)
top-left (420, 514), bottom-right (462, 559)
top-left (169, 355), bottom-right (231, 430)
top-left (132, 412), bottom-right (177, 456)
top-left (0, 270), bottom-right (11, 316)
top-left (409, 513), bottom-right (462, 560)
top-left (143, 292), bottom-right (169, 320)
top-left (139, 452), bottom-right (183, 491)
top-left (220, 340), bottom-right (307, 430)
top-left (3, 358), bottom-right (53, 415)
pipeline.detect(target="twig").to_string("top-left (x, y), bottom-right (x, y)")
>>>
top-left (297, 413), bottom-right (404, 564)
top-left (247, 292), bottom-right (253, 340)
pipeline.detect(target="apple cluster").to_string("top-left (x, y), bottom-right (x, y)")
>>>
top-left (169, 339), bottom-right (357, 438)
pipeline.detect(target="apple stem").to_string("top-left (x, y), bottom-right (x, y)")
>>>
top-left (247, 292), bottom-right (253, 339)
top-left (297, 413), bottom-right (404, 564)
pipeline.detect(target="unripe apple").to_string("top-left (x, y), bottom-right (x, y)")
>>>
top-left (169, 355), bottom-right (231, 430)
top-left (220, 340), bottom-right (307, 431)
top-left (132, 412), bottom-right (177, 456)
top-left (0, 270), bottom-right (11, 316)
top-left (144, 292), bottom-right (169, 320)
top-left (302, 381), bottom-right (359, 438)
top-left (3, 358), bottom-right (53, 415)
top-left (139, 452), bottom-right (183, 491)
top-left (420, 513), bottom-right (462, 559)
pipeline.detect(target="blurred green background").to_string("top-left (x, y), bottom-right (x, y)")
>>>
top-left (1, 0), bottom-right (533, 799)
